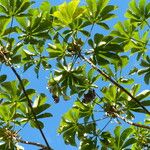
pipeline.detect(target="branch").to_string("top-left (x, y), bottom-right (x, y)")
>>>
top-left (18, 139), bottom-right (49, 150)
top-left (80, 55), bottom-right (150, 115)
top-left (0, 50), bottom-right (53, 150)
top-left (80, 116), bottom-right (108, 125)
top-left (114, 113), bottom-right (150, 130)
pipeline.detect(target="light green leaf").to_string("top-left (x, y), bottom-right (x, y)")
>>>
top-left (136, 90), bottom-right (150, 101)
top-left (40, 1), bottom-right (51, 12)
top-left (53, 0), bottom-right (85, 26)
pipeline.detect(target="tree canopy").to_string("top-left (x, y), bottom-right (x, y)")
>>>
top-left (0, 0), bottom-right (150, 149)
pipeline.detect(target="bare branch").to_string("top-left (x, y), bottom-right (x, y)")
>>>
top-left (115, 113), bottom-right (150, 130)
top-left (18, 139), bottom-right (49, 150)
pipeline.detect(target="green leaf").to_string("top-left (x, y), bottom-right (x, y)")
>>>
top-left (119, 78), bottom-right (134, 84)
top-left (47, 43), bottom-right (66, 58)
top-left (120, 128), bottom-right (133, 146)
top-left (145, 115), bottom-right (150, 124)
top-left (129, 67), bottom-right (138, 75)
top-left (86, 0), bottom-right (97, 14)
top-left (138, 56), bottom-right (150, 84)
top-left (73, 100), bottom-right (93, 120)
top-left (129, 0), bottom-right (140, 15)
top-left (0, 105), bottom-right (15, 122)
top-left (30, 120), bottom-right (44, 129)
top-left (97, 22), bottom-right (110, 30)
top-left (114, 126), bottom-right (121, 146)
top-left (122, 138), bottom-right (136, 148)
top-left (11, 55), bottom-right (21, 64)
top-left (136, 90), bottom-right (150, 101)
top-left (131, 84), bottom-right (141, 96)
top-left (139, 0), bottom-right (146, 13)
top-left (1, 80), bottom-right (18, 96)
top-left (79, 137), bottom-right (98, 150)
top-left (85, 0), bottom-right (116, 28)
top-left (33, 104), bottom-right (51, 115)
top-left (0, 18), bottom-right (10, 36)
top-left (0, 75), bottom-right (7, 83)
top-left (40, 1), bottom-right (51, 12)
top-left (33, 93), bottom-right (47, 107)
top-left (144, 72), bottom-right (150, 84)
top-left (37, 113), bottom-right (53, 119)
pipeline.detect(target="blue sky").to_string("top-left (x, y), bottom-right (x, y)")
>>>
top-left (2, 0), bottom-right (149, 150)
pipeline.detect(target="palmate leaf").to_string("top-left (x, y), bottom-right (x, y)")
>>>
top-left (73, 99), bottom-right (94, 121)
top-left (111, 20), bottom-right (148, 53)
top-left (40, 1), bottom-right (51, 12)
top-left (111, 20), bottom-right (136, 52)
top-left (88, 33), bottom-right (123, 66)
top-left (47, 43), bottom-right (66, 58)
top-left (101, 131), bottom-right (115, 148)
top-left (58, 109), bottom-right (80, 146)
top-left (62, 19), bottom-right (91, 40)
top-left (16, 9), bottom-right (51, 44)
top-left (85, 0), bottom-right (117, 29)
top-left (125, 0), bottom-right (150, 28)
top-left (52, 0), bottom-right (85, 27)
top-left (0, 0), bottom-right (34, 18)
top-left (101, 85), bottom-right (117, 103)
top-left (48, 62), bottom-right (92, 99)
top-left (21, 42), bottom-right (51, 77)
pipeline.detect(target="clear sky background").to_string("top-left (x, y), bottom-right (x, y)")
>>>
top-left (1, 0), bottom-right (149, 150)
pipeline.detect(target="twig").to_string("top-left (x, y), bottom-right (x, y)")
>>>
top-left (18, 139), bottom-right (49, 150)
top-left (100, 118), bottom-right (112, 134)
top-left (1, 51), bottom-right (53, 150)
top-left (80, 116), bottom-right (108, 125)
top-left (115, 113), bottom-right (150, 130)
top-left (80, 55), bottom-right (150, 115)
